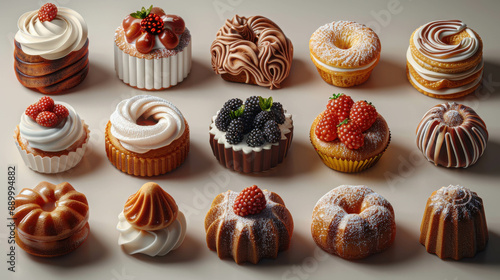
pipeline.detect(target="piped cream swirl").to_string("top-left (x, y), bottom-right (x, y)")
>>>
top-left (19, 102), bottom-right (84, 152)
top-left (413, 20), bottom-right (478, 63)
top-left (110, 95), bottom-right (185, 154)
top-left (15, 7), bottom-right (88, 60)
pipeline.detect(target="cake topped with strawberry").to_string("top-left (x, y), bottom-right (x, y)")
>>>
top-left (310, 93), bottom-right (390, 173)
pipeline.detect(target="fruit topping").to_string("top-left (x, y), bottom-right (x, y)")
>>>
top-left (141, 13), bottom-right (164, 35)
top-left (350, 100), bottom-right (377, 132)
top-left (233, 185), bottom-right (266, 217)
top-left (36, 111), bottom-right (59, 127)
top-left (263, 120), bottom-right (281, 143)
top-left (327, 93), bottom-right (354, 123)
top-left (315, 111), bottom-right (339, 142)
top-left (337, 119), bottom-right (364, 150)
top-left (38, 3), bottom-right (57, 22)
top-left (24, 97), bottom-right (69, 128)
top-left (226, 119), bottom-right (245, 144)
top-left (38, 96), bottom-right (54, 112)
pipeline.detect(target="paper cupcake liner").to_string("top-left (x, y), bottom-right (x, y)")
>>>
top-left (114, 41), bottom-right (192, 90)
top-left (313, 133), bottom-right (391, 173)
top-left (105, 122), bottom-right (190, 177)
top-left (14, 124), bottom-right (90, 174)
top-left (209, 127), bottom-right (293, 173)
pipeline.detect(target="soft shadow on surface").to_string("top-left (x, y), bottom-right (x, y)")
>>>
top-left (129, 233), bottom-right (203, 263)
top-left (355, 223), bottom-right (420, 266)
top-left (71, 62), bottom-right (114, 94)
top-left (165, 59), bottom-right (214, 91)
top-left (281, 57), bottom-right (317, 88)
top-left (455, 140), bottom-right (500, 177)
top-left (158, 142), bottom-right (213, 180)
top-left (26, 231), bottom-right (107, 267)
top-left (459, 231), bottom-right (500, 266)
top-left (356, 58), bottom-right (407, 90)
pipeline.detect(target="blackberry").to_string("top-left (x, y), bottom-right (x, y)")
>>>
top-left (263, 120), bottom-right (281, 143)
top-left (225, 119), bottom-right (244, 144)
top-left (215, 108), bottom-right (232, 132)
top-left (246, 129), bottom-right (265, 147)
top-left (223, 98), bottom-right (243, 111)
top-left (244, 96), bottom-right (262, 115)
top-left (253, 110), bottom-right (275, 129)
top-left (241, 110), bottom-right (255, 134)
top-left (271, 102), bottom-right (286, 124)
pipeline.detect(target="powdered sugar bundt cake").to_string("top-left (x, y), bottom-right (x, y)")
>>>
top-left (311, 185), bottom-right (396, 259)
top-left (416, 102), bottom-right (488, 168)
top-left (13, 181), bottom-right (90, 257)
top-left (420, 185), bottom-right (488, 260)
top-left (204, 185), bottom-right (293, 264)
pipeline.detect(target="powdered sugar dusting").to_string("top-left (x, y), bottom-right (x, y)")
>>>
top-left (427, 185), bottom-right (483, 220)
top-left (310, 21), bottom-right (381, 67)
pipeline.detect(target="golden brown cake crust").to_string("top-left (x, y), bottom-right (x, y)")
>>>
top-left (310, 112), bottom-right (390, 161)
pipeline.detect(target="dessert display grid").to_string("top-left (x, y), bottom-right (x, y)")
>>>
top-left (1, 0), bottom-right (499, 279)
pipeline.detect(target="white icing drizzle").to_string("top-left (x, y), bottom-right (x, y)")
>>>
top-left (117, 211), bottom-right (186, 256)
top-left (15, 7), bottom-right (88, 60)
top-left (19, 102), bottom-right (84, 152)
top-left (413, 20), bottom-right (479, 63)
top-left (309, 21), bottom-right (380, 67)
top-left (416, 102), bottom-right (488, 168)
top-left (110, 95), bottom-right (185, 154)
top-left (209, 113), bottom-right (292, 154)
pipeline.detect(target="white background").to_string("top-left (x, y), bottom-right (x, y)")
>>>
top-left (1, 0), bottom-right (499, 279)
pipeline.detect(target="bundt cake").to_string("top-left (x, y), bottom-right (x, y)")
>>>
top-left (117, 182), bottom-right (186, 256)
top-left (416, 102), bottom-right (488, 168)
top-left (311, 185), bottom-right (396, 260)
top-left (13, 181), bottom-right (90, 257)
top-left (204, 185), bottom-right (294, 264)
top-left (420, 185), bottom-right (488, 260)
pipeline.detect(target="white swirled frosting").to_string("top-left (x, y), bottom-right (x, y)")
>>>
top-left (117, 211), bottom-right (186, 256)
top-left (19, 102), bottom-right (84, 152)
top-left (15, 7), bottom-right (88, 60)
top-left (110, 95), bottom-right (185, 154)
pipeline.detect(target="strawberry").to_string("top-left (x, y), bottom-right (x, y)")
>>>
top-left (38, 3), bottom-right (58, 22)
top-left (233, 185), bottom-right (266, 217)
top-left (36, 111), bottom-right (59, 127)
top-left (337, 119), bottom-right (364, 150)
top-left (327, 93), bottom-right (354, 123)
top-left (25, 104), bottom-right (42, 121)
top-left (350, 100), bottom-right (377, 132)
top-left (315, 111), bottom-right (339, 142)
top-left (53, 104), bottom-right (69, 120)
top-left (37, 96), bottom-right (54, 112)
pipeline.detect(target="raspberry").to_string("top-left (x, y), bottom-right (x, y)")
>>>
top-left (246, 129), bottom-right (265, 147)
top-left (349, 100), bottom-right (377, 132)
top-left (38, 3), bottom-right (58, 22)
top-left (25, 104), bottom-right (41, 121)
top-left (53, 104), bottom-right (69, 120)
top-left (233, 185), bottom-right (266, 216)
top-left (253, 110), bottom-right (274, 130)
top-left (337, 119), bottom-right (364, 150)
top-left (225, 119), bottom-right (244, 144)
top-left (271, 102), bottom-right (286, 124)
top-left (327, 93), bottom-right (354, 123)
top-left (263, 120), bottom-right (281, 143)
top-left (315, 111), bottom-right (339, 142)
top-left (36, 111), bottom-right (59, 127)
top-left (37, 96), bottom-right (54, 112)
top-left (141, 13), bottom-right (164, 35)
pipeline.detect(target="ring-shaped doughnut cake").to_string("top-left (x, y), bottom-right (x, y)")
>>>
top-left (13, 181), bottom-right (90, 257)
top-left (310, 21), bottom-right (381, 87)
top-left (311, 185), bottom-right (396, 259)
top-left (211, 15), bottom-right (293, 89)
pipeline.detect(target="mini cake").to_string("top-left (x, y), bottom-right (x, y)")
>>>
top-left (14, 3), bottom-right (89, 94)
top-left (105, 95), bottom-right (189, 176)
top-left (310, 94), bottom-right (390, 173)
top-left (209, 96), bottom-right (293, 173)
top-left (13, 181), bottom-right (90, 257)
top-left (416, 102), bottom-right (488, 168)
top-left (117, 182), bottom-right (186, 256)
top-left (311, 185), bottom-right (396, 260)
top-left (420, 185), bottom-right (488, 260)
top-left (406, 20), bottom-right (483, 99)
top-left (309, 21), bottom-right (381, 87)
top-left (211, 15), bottom-right (293, 89)
top-left (14, 96), bottom-right (90, 173)
top-left (114, 5), bottom-right (191, 90)
top-left (205, 185), bottom-right (294, 264)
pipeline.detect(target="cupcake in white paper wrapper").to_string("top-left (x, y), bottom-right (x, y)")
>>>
top-left (14, 97), bottom-right (90, 174)
top-left (114, 6), bottom-right (192, 90)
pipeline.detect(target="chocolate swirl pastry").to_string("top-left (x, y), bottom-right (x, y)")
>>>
top-left (211, 15), bottom-right (293, 89)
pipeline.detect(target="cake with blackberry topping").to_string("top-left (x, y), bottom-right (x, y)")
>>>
top-left (205, 185), bottom-right (294, 264)
top-left (209, 96), bottom-right (293, 173)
